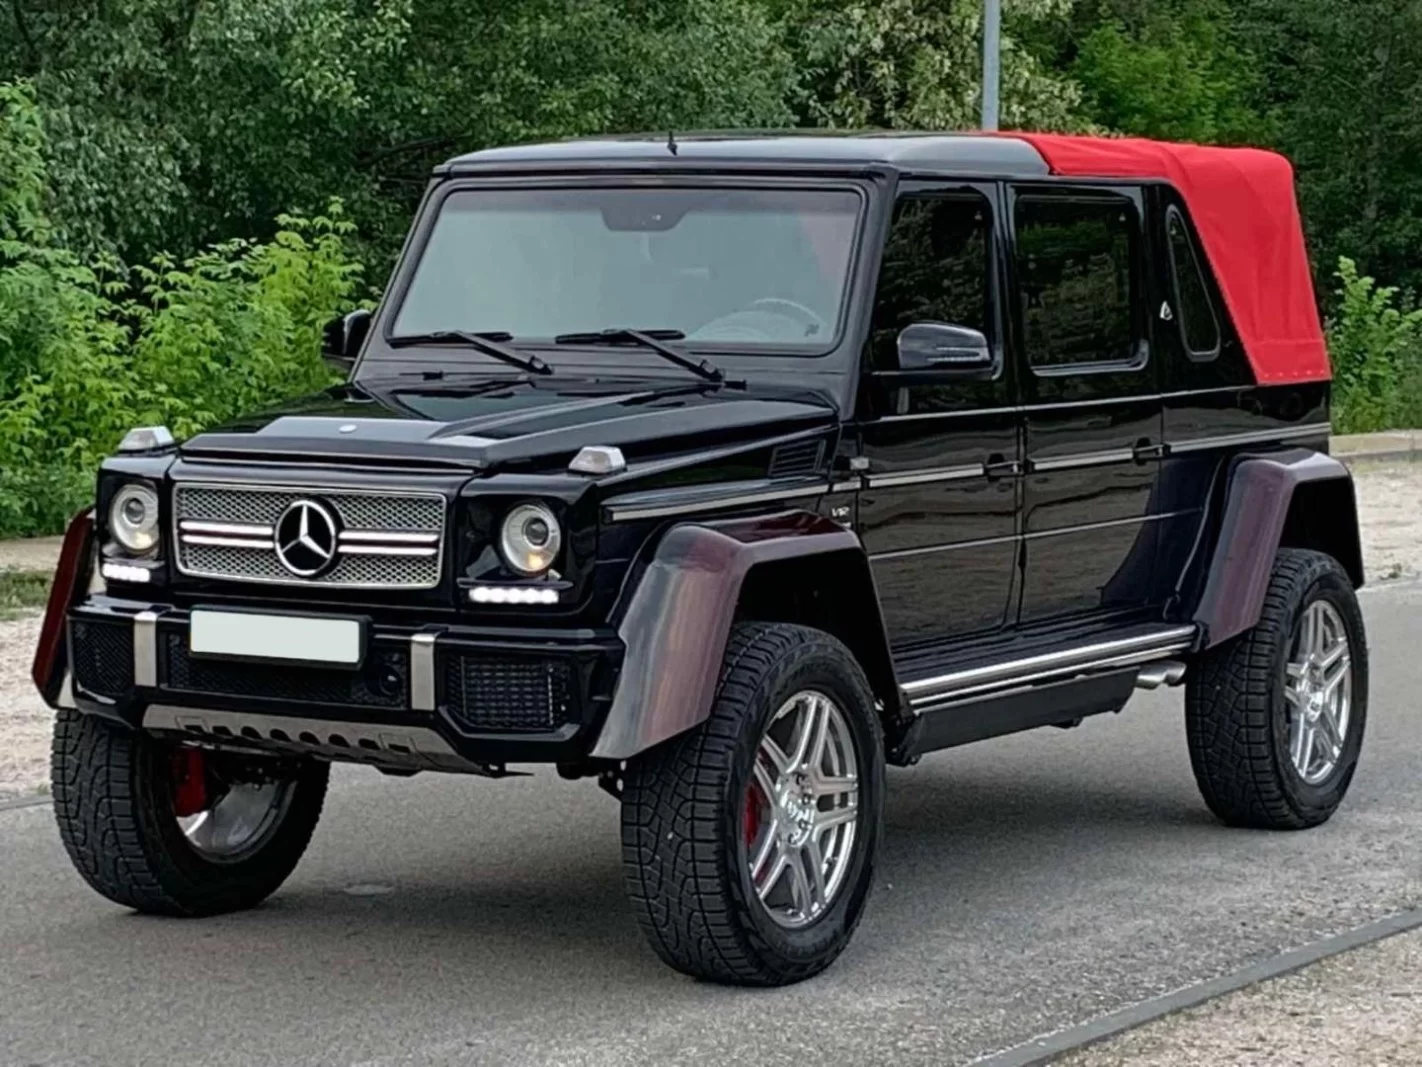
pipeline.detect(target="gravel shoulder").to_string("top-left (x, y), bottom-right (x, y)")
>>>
top-left (0, 613), bottom-right (49, 800)
top-left (1056, 927), bottom-right (1422, 1067)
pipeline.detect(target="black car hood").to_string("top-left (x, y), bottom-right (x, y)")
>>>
top-left (179, 377), bottom-right (839, 471)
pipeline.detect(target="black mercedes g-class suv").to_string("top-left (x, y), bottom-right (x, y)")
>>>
top-left (35, 131), bottom-right (1367, 987)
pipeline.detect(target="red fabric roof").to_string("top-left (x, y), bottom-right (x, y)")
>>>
top-left (1011, 134), bottom-right (1330, 385)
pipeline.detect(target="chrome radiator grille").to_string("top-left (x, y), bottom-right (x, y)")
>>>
top-left (173, 484), bottom-right (445, 589)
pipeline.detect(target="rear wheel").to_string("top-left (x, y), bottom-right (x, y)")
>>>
top-left (1186, 548), bottom-right (1367, 829)
top-left (52, 709), bottom-right (328, 915)
top-left (620, 622), bottom-right (885, 986)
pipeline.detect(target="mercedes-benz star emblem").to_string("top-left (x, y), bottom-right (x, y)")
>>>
top-left (273, 499), bottom-right (340, 577)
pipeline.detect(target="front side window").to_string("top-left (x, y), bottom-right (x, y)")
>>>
top-left (391, 186), bottom-right (862, 351)
top-left (1166, 207), bottom-right (1222, 360)
top-left (870, 193), bottom-right (993, 369)
top-left (1015, 195), bottom-right (1138, 370)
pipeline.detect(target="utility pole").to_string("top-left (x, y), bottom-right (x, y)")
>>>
top-left (981, 0), bottom-right (1001, 130)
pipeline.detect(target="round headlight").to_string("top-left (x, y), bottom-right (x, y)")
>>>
top-left (498, 502), bottom-right (561, 577)
top-left (110, 483), bottom-right (160, 555)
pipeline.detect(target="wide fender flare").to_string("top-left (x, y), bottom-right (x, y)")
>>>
top-left (591, 511), bottom-right (887, 761)
top-left (1193, 448), bottom-right (1362, 648)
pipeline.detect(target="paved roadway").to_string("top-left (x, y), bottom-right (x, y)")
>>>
top-left (3, 582), bottom-right (1419, 1067)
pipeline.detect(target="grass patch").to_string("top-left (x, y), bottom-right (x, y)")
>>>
top-left (0, 569), bottom-right (53, 620)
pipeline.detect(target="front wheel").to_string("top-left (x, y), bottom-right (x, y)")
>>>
top-left (1186, 548), bottom-right (1368, 829)
top-left (52, 709), bottom-right (329, 916)
top-left (620, 622), bottom-right (885, 986)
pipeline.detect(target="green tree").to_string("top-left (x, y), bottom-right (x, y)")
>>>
top-left (1068, 1), bottom-right (1273, 144)
top-left (1, 0), bottom-right (797, 268)
top-left (1236, 0), bottom-right (1422, 296)
top-left (779, 0), bottom-right (1085, 131)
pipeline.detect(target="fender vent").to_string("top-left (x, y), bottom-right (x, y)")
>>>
top-left (768, 440), bottom-right (825, 479)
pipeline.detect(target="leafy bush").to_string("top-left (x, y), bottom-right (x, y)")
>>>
top-left (0, 82), bottom-right (359, 538)
top-left (1326, 257), bottom-right (1422, 434)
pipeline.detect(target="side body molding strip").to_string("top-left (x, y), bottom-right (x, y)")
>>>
top-left (591, 512), bottom-right (886, 760)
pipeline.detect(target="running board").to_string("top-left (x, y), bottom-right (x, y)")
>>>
top-left (891, 670), bottom-right (1140, 761)
top-left (901, 625), bottom-right (1197, 715)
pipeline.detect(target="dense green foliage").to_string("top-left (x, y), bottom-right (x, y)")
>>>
top-left (0, 83), bottom-right (357, 536)
top-left (1326, 259), bottom-right (1422, 435)
top-left (2, 0), bottom-right (1421, 537)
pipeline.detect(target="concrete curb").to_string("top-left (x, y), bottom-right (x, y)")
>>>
top-left (1333, 429), bottom-right (1421, 464)
top-left (971, 908), bottom-right (1422, 1067)
top-left (0, 794), bottom-right (52, 813)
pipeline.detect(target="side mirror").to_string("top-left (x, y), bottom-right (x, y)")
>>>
top-left (896, 322), bottom-right (994, 375)
top-left (321, 309), bottom-right (372, 373)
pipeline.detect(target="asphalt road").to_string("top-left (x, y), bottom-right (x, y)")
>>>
top-left (3, 582), bottom-right (1420, 1067)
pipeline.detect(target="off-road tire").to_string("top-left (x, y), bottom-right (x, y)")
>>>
top-left (51, 708), bottom-right (329, 916)
top-left (620, 622), bottom-right (885, 986)
top-left (1186, 548), bottom-right (1367, 830)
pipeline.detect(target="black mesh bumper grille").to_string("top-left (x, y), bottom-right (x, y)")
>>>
top-left (162, 631), bottom-right (409, 709)
top-left (70, 619), bottom-right (134, 698)
top-left (441, 653), bottom-right (576, 734)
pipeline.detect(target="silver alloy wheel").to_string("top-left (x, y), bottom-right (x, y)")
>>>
top-left (743, 689), bottom-right (860, 929)
top-left (178, 779), bottom-right (296, 862)
top-left (1284, 599), bottom-right (1353, 785)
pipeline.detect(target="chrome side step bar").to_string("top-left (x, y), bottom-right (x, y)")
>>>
top-left (142, 705), bottom-right (505, 776)
top-left (903, 625), bottom-right (1196, 714)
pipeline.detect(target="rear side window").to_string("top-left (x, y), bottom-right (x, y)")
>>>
top-left (1014, 195), bottom-right (1138, 370)
top-left (1166, 207), bottom-right (1221, 360)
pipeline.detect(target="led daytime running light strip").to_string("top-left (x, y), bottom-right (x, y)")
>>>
top-left (468, 585), bottom-right (559, 605)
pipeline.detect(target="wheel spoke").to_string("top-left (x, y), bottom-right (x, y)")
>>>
top-left (1315, 706), bottom-right (1344, 759)
top-left (786, 695), bottom-right (824, 771)
top-left (1310, 602), bottom-right (1330, 658)
top-left (800, 838), bottom-right (827, 914)
top-left (756, 849), bottom-right (790, 903)
top-left (1319, 635), bottom-right (1349, 671)
top-left (1297, 604), bottom-right (1317, 662)
top-left (1323, 655), bottom-right (1352, 699)
top-left (810, 773), bottom-right (857, 799)
top-left (1283, 681), bottom-right (1304, 708)
top-left (749, 822), bottom-right (781, 882)
top-left (761, 735), bottom-right (793, 777)
top-left (752, 755), bottom-right (779, 799)
top-left (815, 801), bottom-right (857, 834)
top-left (786, 848), bottom-right (814, 916)
top-left (1290, 718), bottom-right (1313, 771)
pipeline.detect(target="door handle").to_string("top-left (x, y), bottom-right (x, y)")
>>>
top-left (983, 453), bottom-right (1019, 480)
top-left (1133, 439), bottom-right (1167, 463)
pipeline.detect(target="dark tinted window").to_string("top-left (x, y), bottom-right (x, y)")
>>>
top-left (1166, 207), bottom-right (1221, 360)
top-left (870, 194), bottom-right (992, 369)
top-left (1015, 196), bottom-right (1137, 369)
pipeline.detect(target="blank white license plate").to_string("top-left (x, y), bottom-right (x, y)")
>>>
top-left (189, 610), bottom-right (363, 666)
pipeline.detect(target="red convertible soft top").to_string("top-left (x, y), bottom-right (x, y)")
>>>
top-left (1012, 134), bottom-right (1330, 385)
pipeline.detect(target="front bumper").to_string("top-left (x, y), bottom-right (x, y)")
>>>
top-left (66, 596), bottom-right (623, 768)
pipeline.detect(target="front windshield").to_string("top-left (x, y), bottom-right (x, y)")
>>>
top-left (391, 186), bottom-right (862, 351)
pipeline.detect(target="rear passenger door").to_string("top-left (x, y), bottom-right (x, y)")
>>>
top-left (1008, 185), bottom-right (1167, 626)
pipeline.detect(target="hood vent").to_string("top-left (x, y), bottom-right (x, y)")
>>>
top-left (768, 439), bottom-right (825, 479)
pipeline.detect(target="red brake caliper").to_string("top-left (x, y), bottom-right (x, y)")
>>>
top-left (744, 778), bottom-right (764, 848)
top-left (171, 748), bottom-right (209, 817)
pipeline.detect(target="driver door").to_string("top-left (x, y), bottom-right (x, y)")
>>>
top-left (855, 184), bottom-right (1021, 650)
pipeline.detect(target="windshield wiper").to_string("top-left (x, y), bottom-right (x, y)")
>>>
top-left (387, 330), bottom-right (552, 376)
top-left (552, 328), bottom-right (723, 383)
